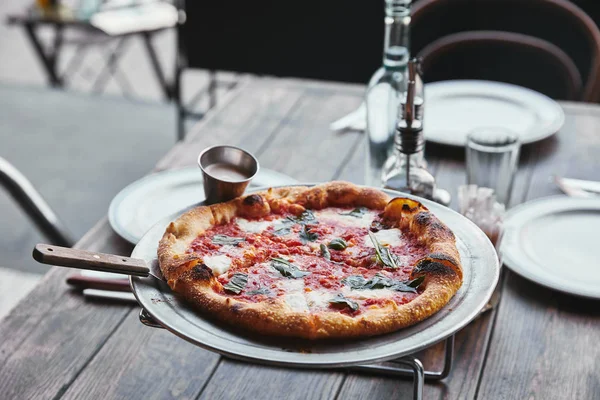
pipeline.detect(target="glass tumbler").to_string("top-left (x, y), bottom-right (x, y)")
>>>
top-left (466, 128), bottom-right (521, 206)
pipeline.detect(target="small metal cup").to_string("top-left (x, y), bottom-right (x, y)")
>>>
top-left (198, 145), bottom-right (259, 204)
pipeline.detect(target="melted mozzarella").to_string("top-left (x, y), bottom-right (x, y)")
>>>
top-left (235, 218), bottom-right (273, 233)
top-left (278, 279), bottom-right (304, 292)
top-left (219, 244), bottom-right (244, 258)
top-left (202, 254), bottom-right (232, 276)
top-left (342, 286), bottom-right (395, 300)
top-left (284, 293), bottom-right (309, 312)
top-left (363, 228), bottom-right (403, 248)
top-left (305, 289), bottom-right (332, 309)
top-left (314, 209), bottom-right (375, 228)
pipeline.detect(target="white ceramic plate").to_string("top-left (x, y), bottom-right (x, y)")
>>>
top-left (108, 167), bottom-right (297, 244)
top-left (501, 196), bottom-right (600, 299)
top-left (424, 80), bottom-right (565, 146)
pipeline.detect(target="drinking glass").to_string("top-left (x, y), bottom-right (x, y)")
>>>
top-left (466, 128), bottom-right (521, 206)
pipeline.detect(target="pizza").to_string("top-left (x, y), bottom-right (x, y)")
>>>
top-left (158, 182), bottom-right (462, 339)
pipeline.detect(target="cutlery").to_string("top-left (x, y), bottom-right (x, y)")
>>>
top-left (83, 288), bottom-right (137, 302)
top-left (329, 102), bottom-right (366, 132)
top-left (558, 176), bottom-right (600, 194)
top-left (33, 244), bottom-right (165, 281)
top-left (67, 274), bottom-right (131, 291)
top-left (553, 175), bottom-right (595, 198)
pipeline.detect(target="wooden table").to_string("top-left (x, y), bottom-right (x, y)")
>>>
top-left (1, 77), bottom-right (599, 400)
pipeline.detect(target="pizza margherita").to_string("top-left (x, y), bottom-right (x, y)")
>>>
top-left (158, 182), bottom-right (462, 339)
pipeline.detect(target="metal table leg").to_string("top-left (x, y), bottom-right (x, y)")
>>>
top-left (142, 31), bottom-right (173, 100)
top-left (91, 37), bottom-right (130, 94)
top-left (23, 22), bottom-right (64, 87)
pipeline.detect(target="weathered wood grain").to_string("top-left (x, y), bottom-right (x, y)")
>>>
top-left (476, 107), bottom-right (600, 399)
top-left (200, 361), bottom-right (344, 400)
top-left (52, 78), bottom-right (320, 400)
top-left (2, 80), bottom-right (600, 400)
top-left (0, 219), bottom-right (134, 400)
top-left (60, 309), bottom-right (220, 400)
top-left (195, 81), bottom-right (364, 400)
top-left (334, 124), bottom-right (538, 399)
top-left (155, 78), bottom-right (306, 171)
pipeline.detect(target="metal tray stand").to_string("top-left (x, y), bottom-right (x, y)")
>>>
top-left (130, 187), bottom-right (499, 400)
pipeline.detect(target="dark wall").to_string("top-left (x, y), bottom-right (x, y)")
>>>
top-left (180, 0), bottom-right (599, 89)
top-left (182, 1), bottom-right (385, 84)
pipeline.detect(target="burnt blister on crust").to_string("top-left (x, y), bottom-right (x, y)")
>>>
top-left (189, 263), bottom-right (214, 281)
top-left (428, 252), bottom-right (460, 268)
top-left (412, 259), bottom-right (458, 279)
top-left (243, 194), bottom-right (264, 206)
top-left (393, 197), bottom-right (425, 213)
top-left (413, 212), bottom-right (455, 240)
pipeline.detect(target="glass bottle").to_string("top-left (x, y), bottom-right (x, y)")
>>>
top-left (365, 0), bottom-right (412, 187)
top-left (381, 60), bottom-right (435, 198)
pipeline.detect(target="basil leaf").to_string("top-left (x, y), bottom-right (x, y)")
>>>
top-left (246, 286), bottom-right (271, 296)
top-left (329, 293), bottom-right (359, 311)
top-left (212, 234), bottom-right (245, 246)
top-left (273, 210), bottom-right (317, 236)
top-left (340, 207), bottom-right (368, 218)
top-left (341, 275), bottom-right (368, 289)
top-left (363, 272), bottom-right (393, 289)
top-left (295, 210), bottom-right (317, 224)
top-left (320, 243), bottom-right (331, 260)
top-left (272, 224), bottom-right (293, 236)
top-left (405, 275), bottom-right (426, 288)
top-left (368, 232), bottom-right (398, 269)
top-left (370, 220), bottom-right (388, 232)
top-left (328, 238), bottom-right (347, 250)
top-left (342, 273), bottom-right (424, 293)
top-left (271, 257), bottom-right (311, 279)
top-left (223, 273), bottom-right (248, 294)
top-left (299, 225), bottom-right (318, 243)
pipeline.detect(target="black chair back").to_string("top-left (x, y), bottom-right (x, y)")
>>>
top-left (419, 31), bottom-right (583, 100)
top-left (180, 0), bottom-right (384, 83)
top-left (412, 0), bottom-right (600, 101)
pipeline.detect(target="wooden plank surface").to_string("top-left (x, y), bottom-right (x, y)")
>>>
top-left (1, 80), bottom-right (599, 400)
top-left (335, 132), bottom-right (499, 400)
top-left (476, 105), bottom-right (600, 399)
top-left (196, 80), bottom-right (364, 400)
top-left (55, 77), bottom-right (365, 400)
top-left (0, 219), bottom-right (134, 400)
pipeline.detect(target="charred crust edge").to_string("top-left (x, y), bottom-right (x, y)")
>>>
top-left (428, 252), bottom-right (460, 267)
top-left (189, 263), bottom-right (214, 281)
top-left (413, 259), bottom-right (458, 278)
top-left (243, 194), bottom-right (264, 206)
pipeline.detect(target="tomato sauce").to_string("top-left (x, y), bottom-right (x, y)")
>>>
top-left (189, 207), bottom-right (428, 312)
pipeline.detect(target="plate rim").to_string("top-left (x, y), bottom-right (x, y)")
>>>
top-left (129, 184), bottom-right (500, 368)
top-left (108, 167), bottom-right (298, 244)
top-left (501, 195), bottom-right (600, 299)
top-left (425, 79), bottom-right (565, 146)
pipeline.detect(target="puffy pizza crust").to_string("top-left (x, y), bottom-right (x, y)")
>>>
top-left (157, 181), bottom-right (462, 339)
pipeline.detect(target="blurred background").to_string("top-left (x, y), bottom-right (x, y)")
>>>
top-left (2, 0), bottom-right (600, 316)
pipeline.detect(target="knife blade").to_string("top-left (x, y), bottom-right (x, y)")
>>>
top-left (83, 288), bottom-right (137, 303)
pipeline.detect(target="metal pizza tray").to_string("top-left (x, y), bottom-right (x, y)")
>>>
top-left (130, 185), bottom-right (499, 368)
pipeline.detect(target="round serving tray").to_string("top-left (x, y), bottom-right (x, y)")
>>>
top-left (130, 185), bottom-right (499, 368)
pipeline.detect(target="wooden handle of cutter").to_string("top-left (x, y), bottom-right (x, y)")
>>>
top-left (33, 244), bottom-right (149, 277)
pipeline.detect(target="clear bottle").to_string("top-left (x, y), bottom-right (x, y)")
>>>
top-left (381, 59), bottom-right (435, 198)
top-left (365, 0), bottom-right (412, 187)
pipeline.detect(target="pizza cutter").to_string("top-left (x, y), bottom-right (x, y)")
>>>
top-left (33, 244), bottom-right (166, 281)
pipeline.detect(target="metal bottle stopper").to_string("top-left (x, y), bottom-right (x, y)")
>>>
top-left (393, 58), bottom-right (451, 205)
